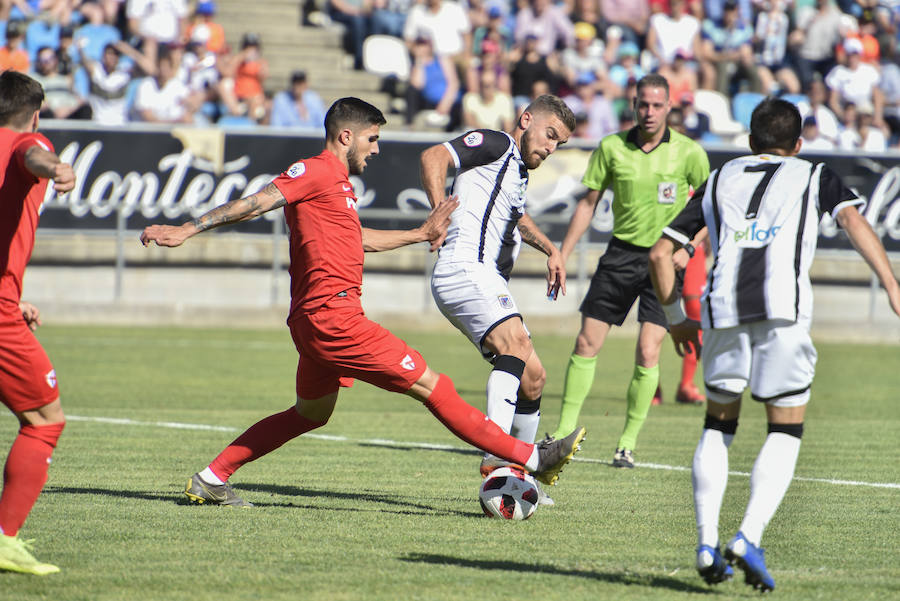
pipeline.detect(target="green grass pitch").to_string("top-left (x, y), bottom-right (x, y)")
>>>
top-left (2, 324), bottom-right (898, 600)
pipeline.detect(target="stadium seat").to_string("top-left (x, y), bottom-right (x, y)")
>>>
top-left (362, 34), bottom-right (410, 81)
top-left (780, 94), bottom-right (809, 110)
top-left (217, 115), bottom-right (257, 128)
top-left (732, 92), bottom-right (765, 130)
top-left (693, 89), bottom-right (744, 137)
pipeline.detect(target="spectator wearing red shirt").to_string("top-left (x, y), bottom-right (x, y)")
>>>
top-left (140, 97), bottom-right (586, 508)
top-left (0, 71), bottom-right (76, 576)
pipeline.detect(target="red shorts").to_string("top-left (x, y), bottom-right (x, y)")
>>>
top-left (288, 293), bottom-right (427, 399)
top-left (0, 319), bottom-right (59, 412)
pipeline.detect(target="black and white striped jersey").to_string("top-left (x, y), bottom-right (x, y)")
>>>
top-left (662, 154), bottom-right (863, 329)
top-left (437, 129), bottom-right (529, 280)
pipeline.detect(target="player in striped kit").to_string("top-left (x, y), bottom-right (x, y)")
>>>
top-left (420, 95), bottom-right (580, 497)
top-left (649, 98), bottom-right (900, 591)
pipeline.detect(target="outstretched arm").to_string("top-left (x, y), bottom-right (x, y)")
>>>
top-left (140, 182), bottom-right (286, 247)
top-left (837, 205), bottom-right (900, 318)
top-left (362, 196), bottom-right (459, 252)
top-left (649, 236), bottom-right (701, 356)
top-left (518, 213), bottom-right (566, 299)
top-left (24, 146), bottom-right (75, 193)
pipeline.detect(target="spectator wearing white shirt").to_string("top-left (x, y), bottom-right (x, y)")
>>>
top-left (645, 0), bottom-right (701, 70)
top-left (825, 37), bottom-right (883, 127)
top-left (403, 0), bottom-right (470, 58)
top-left (799, 116), bottom-right (835, 152)
top-left (837, 102), bottom-right (888, 152)
top-left (78, 40), bottom-right (154, 126)
top-left (133, 48), bottom-right (198, 123)
top-left (127, 0), bottom-right (189, 45)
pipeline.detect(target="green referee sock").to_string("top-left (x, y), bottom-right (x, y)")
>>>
top-left (551, 353), bottom-right (597, 440)
top-left (617, 364), bottom-right (660, 451)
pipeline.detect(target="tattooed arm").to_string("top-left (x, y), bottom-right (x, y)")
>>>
top-left (140, 183), bottom-right (286, 247)
top-left (518, 213), bottom-right (567, 300)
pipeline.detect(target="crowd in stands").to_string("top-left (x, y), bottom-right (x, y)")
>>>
top-left (0, 0), bottom-right (326, 128)
top-left (327, 0), bottom-right (900, 151)
top-left (2, 0), bottom-right (899, 153)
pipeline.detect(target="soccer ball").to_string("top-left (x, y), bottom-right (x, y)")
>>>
top-left (478, 466), bottom-right (539, 520)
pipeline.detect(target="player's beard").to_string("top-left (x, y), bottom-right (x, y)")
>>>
top-left (347, 144), bottom-right (366, 175)
top-left (519, 129), bottom-right (544, 169)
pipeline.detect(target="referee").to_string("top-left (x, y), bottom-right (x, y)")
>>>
top-left (548, 74), bottom-right (710, 468)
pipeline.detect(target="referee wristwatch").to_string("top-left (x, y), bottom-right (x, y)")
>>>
top-left (682, 243), bottom-right (695, 258)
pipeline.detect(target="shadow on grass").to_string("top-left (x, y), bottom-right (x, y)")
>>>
top-left (399, 552), bottom-right (711, 594)
top-left (241, 482), bottom-right (482, 517)
top-left (356, 441), bottom-right (479, 457)
top-left (43, 483), bottom-right (484, 519)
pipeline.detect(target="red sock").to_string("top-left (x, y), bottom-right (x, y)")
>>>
top-left (209, 408), bottom-right (324, 482)
top-left (0, 422), bottom-right (65, 536)
top-left (424, 374), bottom-right (533, 466)
top-left (682, 246), bottom-right (705, 391)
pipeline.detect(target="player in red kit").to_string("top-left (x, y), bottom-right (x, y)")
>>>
top-left (141, 97), bottom-right (585, 507)
top-left (0, 71), bottom-right (76, 575)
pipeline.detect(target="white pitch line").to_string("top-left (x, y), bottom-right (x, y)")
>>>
top-left (66, 415), bottom-right (900, 490)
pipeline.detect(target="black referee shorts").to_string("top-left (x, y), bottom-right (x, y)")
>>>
top-left (579, 237), bottom-right (684, 328)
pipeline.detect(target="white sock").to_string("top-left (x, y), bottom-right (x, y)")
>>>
top-left (693, 428), bottom-right (735, 548)
top-left (510, 409), bottom-right (540, 444)
top-left (483, 365), bottom-right (521, 463)
top-left (524, 446), bottom-right (539, 471)
top-left (199, 466), bottom-right (225, 485)
top-left (739, 432), bottom-right (801, 546)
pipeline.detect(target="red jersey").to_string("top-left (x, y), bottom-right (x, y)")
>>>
top-left (0, 129), bottom-right (52, 322)
top-left (272, 149), bottom-right (364, 318)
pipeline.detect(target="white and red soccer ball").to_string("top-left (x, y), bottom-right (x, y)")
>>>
top-left (478, 466), bottom-right (540, 520)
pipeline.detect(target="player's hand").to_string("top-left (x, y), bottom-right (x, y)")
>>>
top-left (669, 319), bottom-right (701, 357)
top-left (421, 195), bottom-right (459, 252)
top-left (546, 250), bottom-right (566, 300)
top-left (672, 247), bottom-right (690, 271)
top-left (140, 224), bottom-right (192, 248)
top-left (19, 301), bottom-right (41, 331)
top-left (51, 163), bottom-right (75, 193)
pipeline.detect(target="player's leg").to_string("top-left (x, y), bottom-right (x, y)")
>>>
top-left (692, 325), bottom-right (750, 585)
top-left (613, 320), bottom-right (667, 467)
top-left (510, 349), bottom-right (545, 445)
top-left (677, 245), bottom-right (706, 404)
top-left (553, 243), bottom-right (637, 440)
top-left (186, 322), bottom-right (342, 506)
top-left (725, 320), bottom-right (815, 592)
top-left (407, 367), bottom-right (584, 486)
top-left (0, 325), bottom-right (64, 575)
top-left (482, 317), bottom-right (532, 439)
top-left (551, 315), bottom-right (611, 440)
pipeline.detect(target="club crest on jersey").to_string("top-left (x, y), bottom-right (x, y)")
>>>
top-left (286, 162), bottom-right (306, 178)
top-left (45, 369), bottom-right (57, 389)
top-left (497, 295), bottom-right (514, 309)
top-left (657, 182), bottom-right (677, 204)
top-left (464, 132), bottom-right (484, 147)
top-left (401, 354), bottom-right (416, 370)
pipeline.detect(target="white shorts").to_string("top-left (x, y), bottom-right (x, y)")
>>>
top-left (702, 319), bottom-right (817, 408)
top-left (431, 262), bottom-right (526, 360)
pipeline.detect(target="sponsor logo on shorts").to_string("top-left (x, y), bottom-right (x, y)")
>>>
top-left (45, 369), bottom-right (57, 389)
top-left (286, 162), bottom-right (306, 178)
top-left (464, 132), bottom-right (484, 147)
top-left (734, 222), bottom-right (780, 244)
top-left (401, 354), bottom-right (416, 370)
top-left (497, 295), bottom-right (514, 309)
